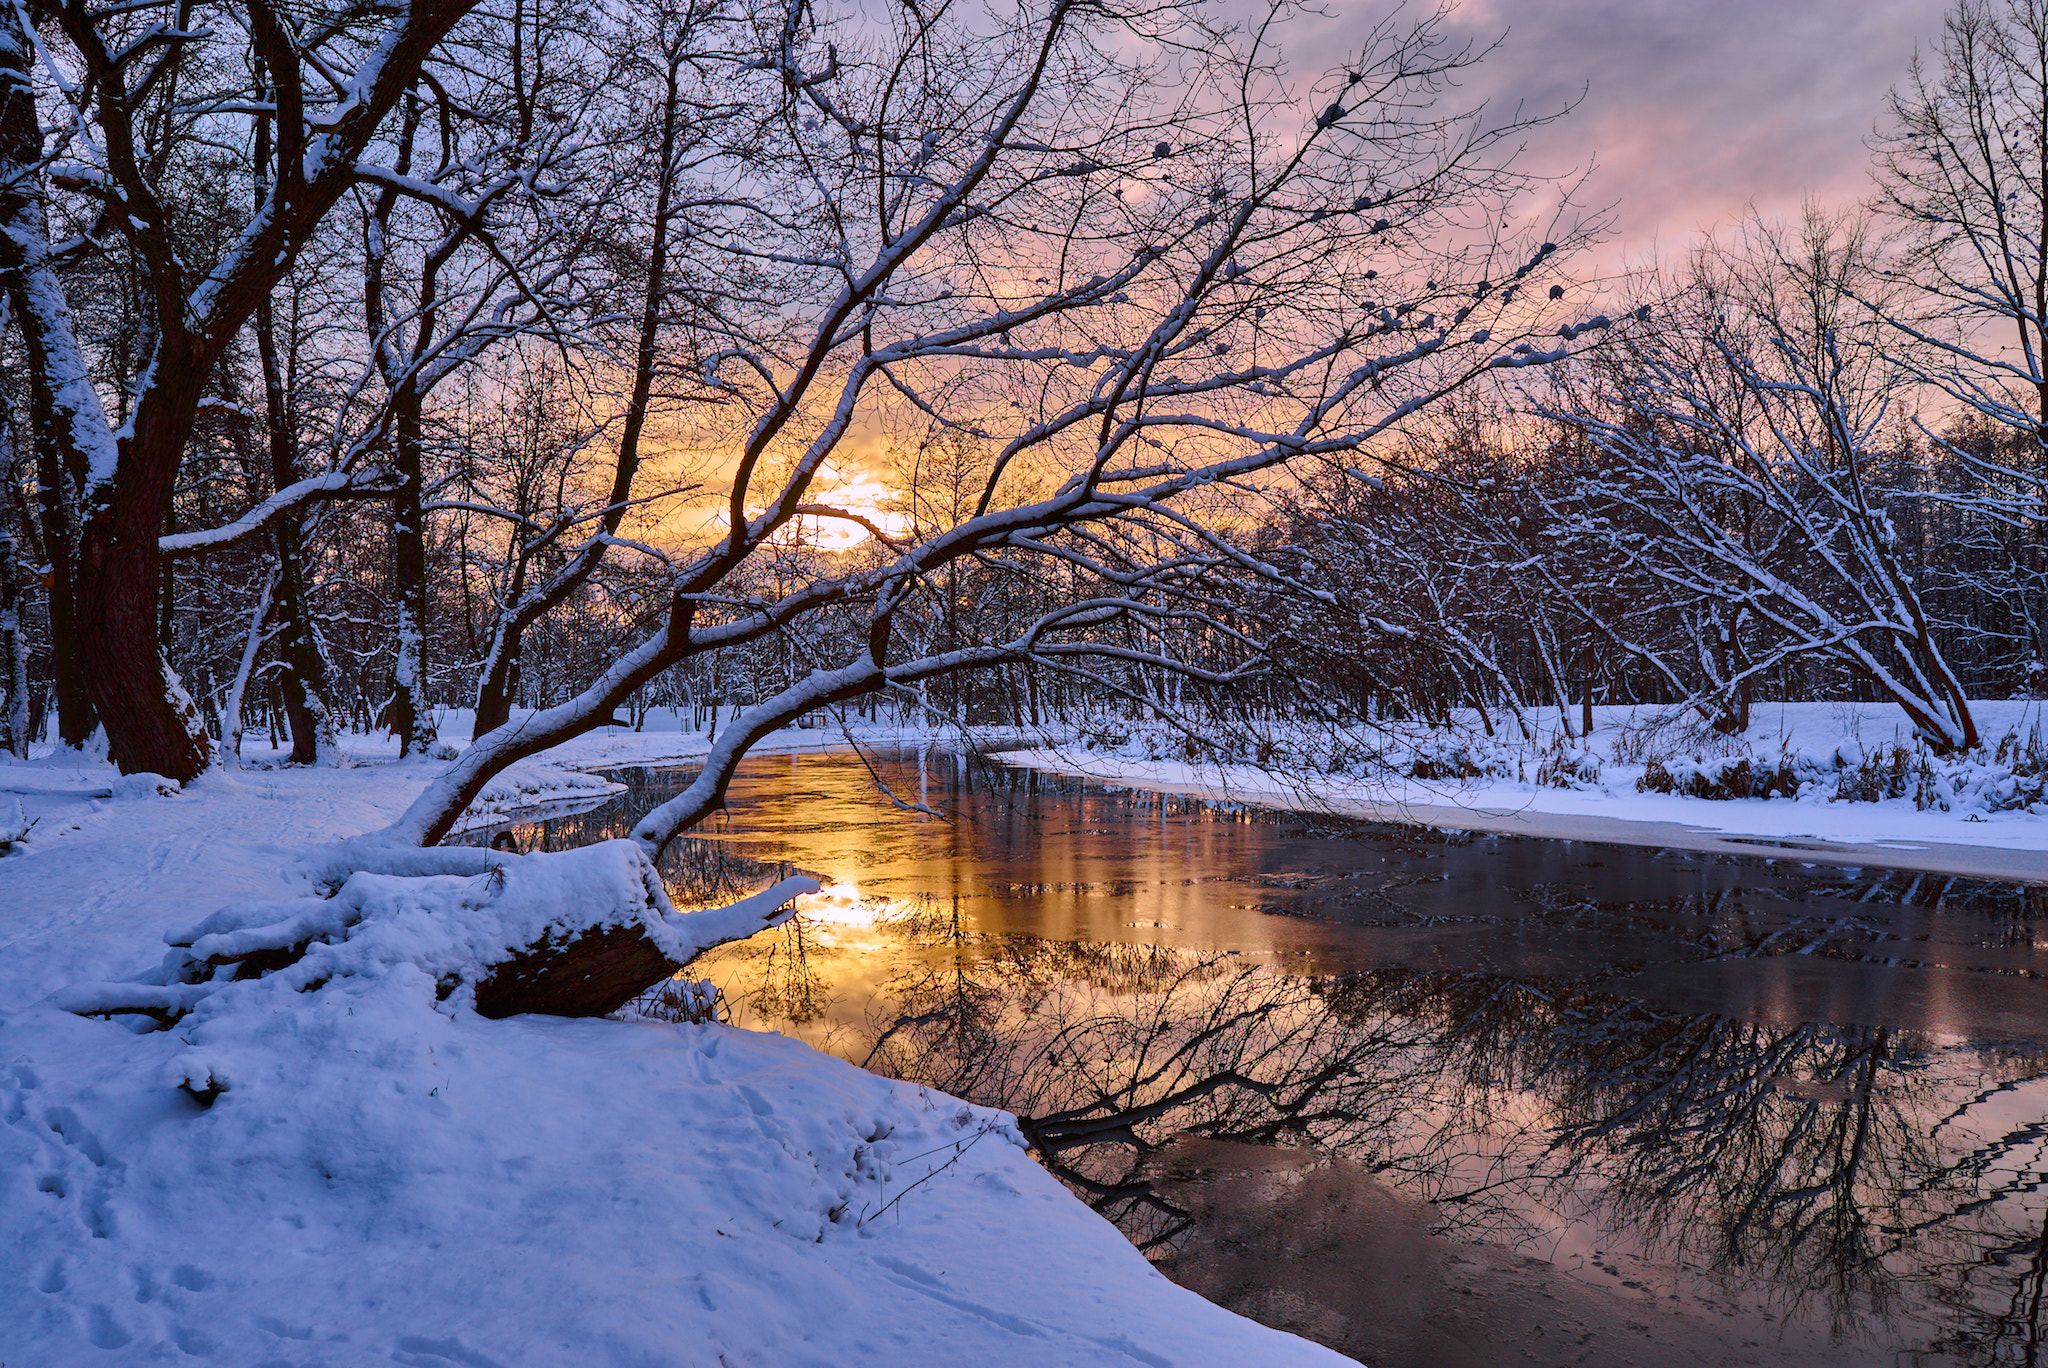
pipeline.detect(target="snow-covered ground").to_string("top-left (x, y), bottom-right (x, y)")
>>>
top-left (0, 727), bottom-right (1348, 1368)
top-left (9, 696), bottom-right (2042, 1364)
top-left (1004, 701), bottom-right (2048, 883)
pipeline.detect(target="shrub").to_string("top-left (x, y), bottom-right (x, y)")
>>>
top-left (1636, 749), bottom-right (1801, 800)
top-left (1534, 737), bottom-right (1602, 789)
top-left (1407, 736), bottom-right (1517, 781)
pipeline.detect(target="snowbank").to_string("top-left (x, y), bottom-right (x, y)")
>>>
top-left (0, 749), bottom-right (1348, 1367)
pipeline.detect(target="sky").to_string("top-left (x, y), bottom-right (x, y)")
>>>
top-left (661, 0), bottom-right (1961, 543)
top-left (1322, 0), bottom-right (1956, 270)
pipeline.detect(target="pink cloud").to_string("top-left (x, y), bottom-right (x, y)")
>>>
top-left (1270, 0), bottom-right (1949, 266)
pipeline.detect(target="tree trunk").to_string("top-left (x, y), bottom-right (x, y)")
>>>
top-left (0, 10), bottom-right (205, 779)
top-left (0, 532), bottom-right (28, 757)
top-left (29, 432), bottom-right (92, 748)
top-left (0, 63), bottom-right (91, 751)
top-left (70, 366), bottom-right (214, 782)
top-left (470, 920), bottom-right (679, 1019)
top-left (473, 632), bottom-right (521, 738)
top-left (385, 387), bottom-right (436, 756)
top-left (256, 297), bottom-right (336, 765)
top-left (1579, 639), bottom-right (1594, 740)
top-left (222, 568), bottom-right (279, 767)
top-left (249, 93), bottom-right (338, 769)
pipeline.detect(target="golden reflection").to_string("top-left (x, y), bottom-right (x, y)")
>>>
top-left (794, 880), bottom-right (890, 926)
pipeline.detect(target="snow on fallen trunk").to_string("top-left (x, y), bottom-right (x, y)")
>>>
top-left (54, 839), bottom-right (816, 1031)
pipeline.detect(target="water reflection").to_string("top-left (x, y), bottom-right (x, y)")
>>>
top-left (487, 747), bottom-right (2048, 1367)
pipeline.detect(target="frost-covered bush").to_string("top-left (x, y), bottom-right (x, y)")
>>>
top-left (1077, 721), bottom-right (1131, 752)
top-left (1638, 750), bottom-right (1805, 801)
top-left (1636, 731), bottom-right (2048, 814)
top-left (1922, 730), bottom-right (2048, 813)
top-left (1534, 738), bottom-right (1602, 789)
top-left (1407, 735), bottom-right (1519, 781)
top-left (1831, 743), bottom-right (1927, 804)
top-left (1136, 728), bottom-right (1225, 763)
top-left (1820, 739), bottom-right (2047, 812)
top-left (1322, 738), bottom-right (1383, 776)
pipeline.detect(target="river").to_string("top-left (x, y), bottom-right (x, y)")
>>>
top-left (482, 745), bottom-right (2048, 1368)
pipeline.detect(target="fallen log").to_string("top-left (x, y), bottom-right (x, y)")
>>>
top-left (462, 865), bottom-right (817, 1019)
top-left (472, 921), bottom-right (677, 1018)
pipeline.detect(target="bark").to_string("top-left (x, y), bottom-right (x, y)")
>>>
top-left (1578, 638), bottom-right (1594, 740)
top-left (384, 385), bottom-right (436, 756)
top-left (254, 102), bottom-right (337, 767)
top-left (28, 427), bottom-right (91, 747)
top-left (364, 104), bottom-right (437, 758)
top-left (470, 920), bottom-right (678, 1018)
top-left (71, 374), bottom-right (216, 781)
top-left (221, 569), bottom-right (278, 767)
top-left (0, 532), bottom-right (28, 756)
top-left (0, 14), bottom-right (97, 754)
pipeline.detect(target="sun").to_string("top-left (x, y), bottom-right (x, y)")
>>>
top-left (782, 474), bottom-right (913, 551)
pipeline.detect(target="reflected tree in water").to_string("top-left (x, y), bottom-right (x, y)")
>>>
top-left (731, 913), bottom-right (2048, 1359)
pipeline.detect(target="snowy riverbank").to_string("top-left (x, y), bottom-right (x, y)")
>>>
top-left (1002, 701), bottom-right (2048, 883)
top-left (0, 739), bottom-right (1348, 1367)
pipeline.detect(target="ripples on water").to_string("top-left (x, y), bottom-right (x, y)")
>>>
top-left (478, 746), bottom-right (2048, 1368)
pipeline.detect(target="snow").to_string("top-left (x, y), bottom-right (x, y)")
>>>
top-left (444, 760), bottom-right (627, 833)
top-left (158, 470), bottom-right (367, 554)
top-left (11, 698), bottom-right (2036, 1362)
top-left (0, 737), bottom-right (1348, 1367)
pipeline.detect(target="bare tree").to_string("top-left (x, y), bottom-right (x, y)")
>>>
top-left (468, 0), bottom-right (750, 741)
top-left (1871, 0), bottom-right (2048, 675)
top-left (1542, 215), bottom-right (1979, 751)
top-left (0, 0), bottom-right (492, 779)
top-left (0, 530), bottom-right (27, 755)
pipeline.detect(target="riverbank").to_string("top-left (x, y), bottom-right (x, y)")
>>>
top-left (999, 745), bottom-right (2048, 882)
top-left (0, 738), bottom-right (1348, 1367)
top-left (470, 700), bottom-right (2048, 881)
top-left (997, 700), bottom-right (2048, 884)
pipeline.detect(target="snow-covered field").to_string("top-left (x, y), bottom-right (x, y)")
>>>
top-left (0, 727), bottom-right (1347, 1368)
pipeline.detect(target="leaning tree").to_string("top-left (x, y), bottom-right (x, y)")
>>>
top-left (1540, 214), bottom-right (1979, 752)
top-left (384, 0), bottom-right (1612, 849)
